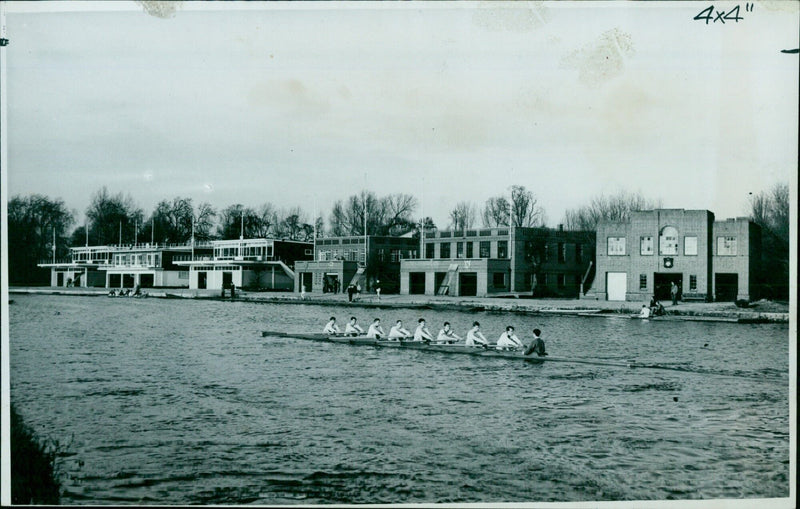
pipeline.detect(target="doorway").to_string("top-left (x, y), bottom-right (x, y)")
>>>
top-left (654, 273), bottom-right (683, 301)
top-left (409, 272), bottom-right (426, 294)
top-left (459, 272), bottom-right (478, 296)
top-left (198, 271), bottom-right (207, 289)
top-left (606, 272), bottom-right (627, 301)
top-left (301, 272), bottom-right (312, 292)
top-left (714, 273), bottom-right (738, 302)
top-left (222, 271), bottom-right (233, 290)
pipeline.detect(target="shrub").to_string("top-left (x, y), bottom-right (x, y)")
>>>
top-left (10, 405), bottom-right (61, 504)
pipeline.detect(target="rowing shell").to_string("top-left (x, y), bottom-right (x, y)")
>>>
top-left (261, 331), bottom-right (545, 363)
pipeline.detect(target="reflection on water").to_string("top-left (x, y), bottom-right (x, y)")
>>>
top-left (9, 295), bottom-right (790, 504)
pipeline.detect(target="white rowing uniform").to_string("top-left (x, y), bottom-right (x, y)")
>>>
top-left (496, 331), bottom-right (523, 350)
top-left (639, 306), bottom-right (651, 318)
top-left (345, 323), bottom-right (364, 335)
top-left (413, 324), bottom-right (433, 342)
top-left (465, 328), bottom-right (488, 346)
top-left (323, 321), bottom-right (340, 335)
top-left (366, 323), bottom-right (385, 339)
top-left (436, 328), bottom-right (461, 344)
top-left (388, 324), bottom-right (410, 340)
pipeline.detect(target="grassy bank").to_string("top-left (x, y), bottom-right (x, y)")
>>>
top-left (10, 404), bottom-right (61, 504)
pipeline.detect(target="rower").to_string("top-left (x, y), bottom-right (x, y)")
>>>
top-left (639, 304), bottom-right (651, 318)
top-left (524, 328), bottom-right (547, 356)
top-left (435, 321), bottom-right (462, 344)
top-left (323, 316), bottom-right (340, 335)
top-left (388, 320), bottom-right (411, 340)
top-left (344, 316), bottom-right (364, 336)
top-left (413, 318), bottom-right (433, 342)
top-left (496, 325), bottom-right (523, 350)
top-left (366, 318), bottom-right (385, 339)
top-left (465, 321), bottom-right (489, 347)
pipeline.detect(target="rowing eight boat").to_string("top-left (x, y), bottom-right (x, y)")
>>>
top-left (261, 331), bottom-right (546, 362)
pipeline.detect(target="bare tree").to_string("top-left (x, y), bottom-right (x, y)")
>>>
top-left (482, 196), bottom-right (510, 227)
top-left (510, 185), bottom-right (545, 227)
top-left (562, 191), bottom-right (661, 231)
top-left (750, 182), bottom-right (790, 299)
top-left (449, 201), bottom-right (477, 230)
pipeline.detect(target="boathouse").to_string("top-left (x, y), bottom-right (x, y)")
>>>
top-left (174, 238), bottom-right (313, 292)
top-left (399, 226), bottom-right (594, 297)
top-left (585, 209), bottom-right (761, 302)
top-left (38, 243), bottom-right (213, 289)
top-left (294, 235), bottom-right (420, 294)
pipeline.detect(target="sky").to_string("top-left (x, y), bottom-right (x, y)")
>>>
top-left (3, 1), bottom-right (798, 230)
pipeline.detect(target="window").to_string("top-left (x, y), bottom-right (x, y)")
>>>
top-left (390, 250), bottom-right (400, 262)
top-left (466, 242), bottom-right (474, 258)
top-left (558, 243), bottom-right (566, 263)
top-left (378, 249), bottom-right (385, 262)
top-left (544, 244), bottom-right (550, 262)
top-left (689, 275), bottom-right (697, 291)
top-left (575, 244), bottom-right (582, 263)
top-left (456, 242), bottom-right (464, 258)
top-left (492, 272), bottom-right (506, 289)
top-left (479, 230), bottom-right (492, 237)
top-left (640, 236), bottom-right (654, 255)
top-left (440, 231), bottom-right (451, 238)
top-left (425, 243), bottom-right (434, 259)
top-left (497, 241), bottom-right (508, 259)
top-left (607, 237), bottom-right (626, 256)
top-left (659, 226), bottom-right (679, 255)
top-left (639, 274), bottom-right (647, 290)
top-left (557, 274), bottom-right (565, 288)
top-left (684, 236), bottom-right (698, 256)
top-left (717, 236), bottom-right (737, 255)
top-left (479, 241), bottom-right (491, 258)
top-left (440, 243), bottom-right (451, 258)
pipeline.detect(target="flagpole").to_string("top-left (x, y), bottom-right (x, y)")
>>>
top-left (119, 221), bottom-right (122, 246)
top-left (52, 227), bottom-right (56, 263)
top-left (151, 218), bottom-right (154, 246)
top-left (191, 215), bottom-right (195, 261)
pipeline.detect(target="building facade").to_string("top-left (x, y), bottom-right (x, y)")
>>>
top-left (39, 243), bottom-right (213, 289)
top-left (174, 238), bottom-right (313, 291)
top-left (294, 235), bottom-right (420, 294)
top-left (399, 226), bottom-right (594, 297)
top-left (586, 209), bottom-right (761, 302)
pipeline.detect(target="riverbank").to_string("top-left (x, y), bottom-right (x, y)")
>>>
top-left (9, 286), bottom-right (790, 324)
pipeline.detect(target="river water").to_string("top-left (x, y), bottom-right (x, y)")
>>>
top-left (8, 294), bottom-right (790, 504)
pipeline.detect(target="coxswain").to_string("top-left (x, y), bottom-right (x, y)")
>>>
top-left (366, 318), bottom-right (385, 339)
top-left (496, 325), bottom-right (523, 350)
top-left (435, 322), bottom-right (462, 344)
top-left (388, 320), bottom-right (411, 340)
top-left (413, 318), bottom-right (433, 342)
top-left (323, 316), bottom-right (340, 335)
top-left (524, 328), bottom-right (547, 357)
top-left (344, 316), bottom-right (364, 336)
top-left (465, 321), bottom-right (489, 347)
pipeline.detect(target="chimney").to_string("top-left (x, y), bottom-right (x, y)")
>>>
top-left (558, 224), bottom-right (564, 231)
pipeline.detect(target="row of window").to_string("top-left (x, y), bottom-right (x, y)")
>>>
top-left (608, 236), bottom-right (737, 256)
top-left (112, 253), bottom-right (161, 267)
top-left (213, 245), bottom-right (274, 258)
top-left (426, 241), bottom-right (508, 259)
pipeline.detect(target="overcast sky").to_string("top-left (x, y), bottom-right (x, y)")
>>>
top-left (4, 1), bottom-right (798, 230)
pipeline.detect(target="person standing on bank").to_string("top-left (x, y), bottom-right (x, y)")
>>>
top-left (347, 284), bottom-right (355, 302)
top-left (375, 279), bottom-right (381, 301)
top-left (670, 282), bottom-right (679, 306)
